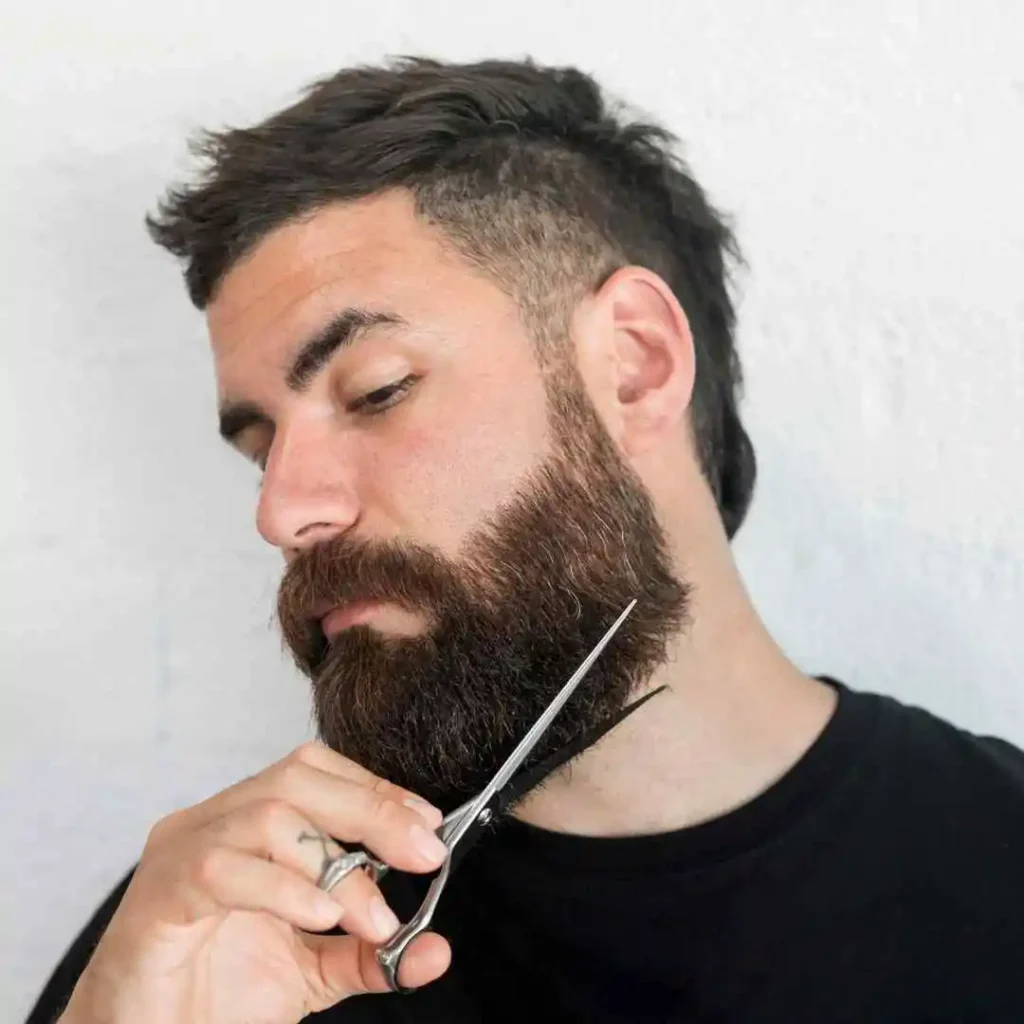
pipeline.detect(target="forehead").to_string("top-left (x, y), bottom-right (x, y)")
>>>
top-left (206, 190), bottom-right (505, 367)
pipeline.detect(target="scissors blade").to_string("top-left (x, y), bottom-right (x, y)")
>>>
top-left (442, 598), bottom-right (638, 851)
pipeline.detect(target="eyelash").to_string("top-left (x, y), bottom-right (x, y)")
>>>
top-left (347, 374), bottom-right (420, 416)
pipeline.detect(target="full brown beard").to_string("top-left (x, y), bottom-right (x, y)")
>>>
top-left (276, 372), bottom-right (690, 811)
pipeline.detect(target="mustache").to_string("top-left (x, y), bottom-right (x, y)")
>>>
top-left (276, 536), bottom-right (471, 662)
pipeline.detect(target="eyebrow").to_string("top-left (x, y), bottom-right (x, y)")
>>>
top-left (218, 307), bottom-right (406, 443)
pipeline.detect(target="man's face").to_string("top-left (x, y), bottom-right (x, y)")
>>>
top-left (209, 190), bottom-right (688, 809)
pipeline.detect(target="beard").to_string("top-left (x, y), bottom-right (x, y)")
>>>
top-left (276, 371), bottom-right (690, 811)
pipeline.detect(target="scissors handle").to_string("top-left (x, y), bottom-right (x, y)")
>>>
top-left (373, 799), bottom-right (493, 992)
top-left (317, 801), bottom-right (489, 993)
top-left (375, 852), bottom-right (452, 990)
top-left (318, 796), bottom-right (481, 891)
top-left (318, 849), bottom-right (376, 892)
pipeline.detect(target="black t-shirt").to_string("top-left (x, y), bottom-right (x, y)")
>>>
top-left (26, 680), bottom-right (1024, 1023)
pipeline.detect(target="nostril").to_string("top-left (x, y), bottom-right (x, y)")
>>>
top-left (290, 521), bottom-right (348, 551)
top-left (296, 521), bottom-right (337, 539)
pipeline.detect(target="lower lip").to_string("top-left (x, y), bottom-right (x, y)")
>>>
top-left (321, 602), bottom-right (381, 639)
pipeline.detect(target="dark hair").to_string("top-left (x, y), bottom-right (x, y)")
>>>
top-left (146, 56), bottom-right (756, 538)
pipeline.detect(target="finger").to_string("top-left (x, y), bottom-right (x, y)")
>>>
top-left (288, 742), bottom-right (444, 827)
top-left (206, 797), bottom-right (344, 883)
top-left (321, 860), bottom-right (408, 945)
top-left (194, 846), bottom-right (344, 933)
top-left (202, 799), bottom-right (410, 946)
top-left (170, 743), bottom-right (443, 837)
top-left (303, 930), bottom-right (452, 1002)
top-left (261, 762), bottom-right (450, 875)
top-left (389, 931), bottom-right (452, 992)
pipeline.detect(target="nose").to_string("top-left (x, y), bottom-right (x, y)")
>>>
top-left (256, 416), bottom-right (360, 556)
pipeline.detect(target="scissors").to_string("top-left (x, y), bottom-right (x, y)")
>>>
top-left (317, 598), bottom-right (638, 993)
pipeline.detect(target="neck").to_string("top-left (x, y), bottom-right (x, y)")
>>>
top-left (514, 496), bottom-right (838, 837)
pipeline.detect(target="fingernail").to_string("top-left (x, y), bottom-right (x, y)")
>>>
top-left (370, 897), bottom-right (400, 939)
top-left (403, 796), bottom-right (442, 825)
top-left (410, 824), bottom-right (448, 864)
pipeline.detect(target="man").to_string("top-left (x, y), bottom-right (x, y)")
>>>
top-left (28, 56), bottom-right (1024, 1024)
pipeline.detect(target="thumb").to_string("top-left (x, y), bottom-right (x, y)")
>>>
top-left (301, 931), bottom-right (452, 1006)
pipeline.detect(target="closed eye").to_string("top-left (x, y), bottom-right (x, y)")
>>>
top-left (244, 375), bottom-right (419, 480)
top-left (348, 374), bottom-right (419, 415)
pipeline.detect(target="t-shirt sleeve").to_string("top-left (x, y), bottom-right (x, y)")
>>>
top-left (978, 734), bottom-right (1024, 783)
top-left (24, 868), bottom-right (136, 1024)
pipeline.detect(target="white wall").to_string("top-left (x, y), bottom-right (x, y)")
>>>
top-left (3, 1), bottom-right (1023, 1018)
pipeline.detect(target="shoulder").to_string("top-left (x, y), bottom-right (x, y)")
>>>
top-left (845, 681), bottom-right (1024, 847)
top-left (874, 688), bottom-right (1024, 791)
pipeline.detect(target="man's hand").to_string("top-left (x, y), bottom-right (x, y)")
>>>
top-left (59, 741), bottom-right (452, 1024)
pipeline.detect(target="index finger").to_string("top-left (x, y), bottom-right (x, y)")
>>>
top-left (287, 742), bottom-right (443, 827)
top-left (171, 741), bottom-right (442, 836)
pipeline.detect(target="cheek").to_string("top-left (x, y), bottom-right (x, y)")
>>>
top-left (370, 380), bottom-right (551, 554)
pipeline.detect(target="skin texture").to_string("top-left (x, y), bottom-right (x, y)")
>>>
top-left (63, 187), bottom-right (837, 1023)
top-left (211, 193), bottom-right (555, 562)
top-left (221, 186), bottom-right (694, 811)
top-left (208, 185), bottom-right (837, 846)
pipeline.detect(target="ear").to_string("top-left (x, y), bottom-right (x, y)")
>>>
top-left (589, 267), bottom-right (696, 458)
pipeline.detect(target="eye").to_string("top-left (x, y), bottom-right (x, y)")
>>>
top-left (348, 374), bottom-right (419, 416)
